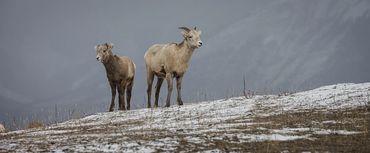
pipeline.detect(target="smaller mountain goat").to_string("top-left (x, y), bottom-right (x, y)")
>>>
top-left (96, 43), bottom-right (136, 111)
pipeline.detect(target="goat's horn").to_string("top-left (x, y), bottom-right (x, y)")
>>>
top-left (194, 26), bottom-right (197, 30)
top-left (179, 27), bottom-right (190, 32)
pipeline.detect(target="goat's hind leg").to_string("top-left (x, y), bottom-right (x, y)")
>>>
top-left (154, 77), bottom-right (164, 107)
top-left (165, 73), bottom-right (173, 107)
top-left (118, 80), bottom-right (127, 111)
top-left (109, 82), bottom-right (117, 112)
top-left (126, 79), bottom-right (134, 110)
top-left (176, 76), bottom-right (184, 105)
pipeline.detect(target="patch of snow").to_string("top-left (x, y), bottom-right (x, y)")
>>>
top-left (184, 136), bottom-right (206, 144)
top-left (26, 129), bottom-right (78, 136)
top-left (313, 129), bottom-right (362, 135)
top-left (322, 120), bottom-right (337, 124)
top-left (272, 127), bottom-right (362, 136)
top-left (272, 128), bottom-right (313, 134)
top-left (149, 137), bottom-right (179, 150)
top-left (201, 149), bottom-right (222, 153)
top-left (235, 133), bottom-right (309, 142)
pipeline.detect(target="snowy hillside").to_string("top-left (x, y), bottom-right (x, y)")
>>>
top-left (1, 83), bottom-right (370, 152)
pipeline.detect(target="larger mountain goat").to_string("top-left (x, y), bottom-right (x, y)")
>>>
top-left (144, 27), bottom-right (203, 108)
top-left (96, 43), bottom-right (136, 111)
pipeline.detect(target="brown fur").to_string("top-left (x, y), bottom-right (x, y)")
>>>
top-left (144, 27), bottom-right (202, 107)
top-left (96, 43), bottom-right (136, 111)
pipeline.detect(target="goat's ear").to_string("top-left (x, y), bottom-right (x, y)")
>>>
top-left (181, 30), bottom-right (189, 38)
top-left (107, 43), bottom-right (114, 50)
top-left (94, 45), bottom-right (98, 50)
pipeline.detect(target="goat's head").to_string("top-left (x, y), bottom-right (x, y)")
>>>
top-left (95, 43), bottom-right (114, 63)
top-left (179, 26), bottom-right (202, 48)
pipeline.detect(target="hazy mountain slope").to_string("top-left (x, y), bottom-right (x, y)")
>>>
top-left (188, 0), bottom-right (370, 97)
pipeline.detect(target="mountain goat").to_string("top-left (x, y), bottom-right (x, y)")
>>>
top-left (144, 27), bottom-right (203, 107)
top-left (96, 43), bottom-right (136, 111)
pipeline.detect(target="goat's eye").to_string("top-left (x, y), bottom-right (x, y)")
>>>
top-left (188, 36), bottom-right (192, 39)
top-left (103, 50), bottom-right (106, 53)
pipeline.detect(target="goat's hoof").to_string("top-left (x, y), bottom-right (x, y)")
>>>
top-left (154, 104), bottom-right (158, 108)
top-left (126, 107), bottom-right (130, 110)
top-left (108, 108), bottom-right (114, 112)
top-left (147, 105), bottom-right (151, 108)
top-left (178, 101), bottom-right (183, 105)
top-left (165, 104), bottom-right (170, 107)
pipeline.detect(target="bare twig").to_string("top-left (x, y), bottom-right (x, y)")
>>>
top-left (243, 75), bottom-right (254, 99)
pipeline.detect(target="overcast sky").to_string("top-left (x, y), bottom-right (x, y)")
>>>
top-left (1, 0), bottom-right (370, 126)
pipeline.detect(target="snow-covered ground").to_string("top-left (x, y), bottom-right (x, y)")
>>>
top-left (1, 83), bottom-right (370, 152)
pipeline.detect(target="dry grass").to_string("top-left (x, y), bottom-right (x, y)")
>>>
top-left (26, 120), bottom-right (44, 129)
top-left (202, 106), bottom-right (370, 152)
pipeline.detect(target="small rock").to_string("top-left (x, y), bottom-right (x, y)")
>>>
top-left (222, 135), bottom-right (230, 141)
top-left (0, 124), bottom-right (6, 133)
top-left (231, 135), bottom-right (239, 142)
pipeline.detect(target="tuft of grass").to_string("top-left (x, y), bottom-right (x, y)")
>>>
top-left (27, 120), bottom-right (44, 129)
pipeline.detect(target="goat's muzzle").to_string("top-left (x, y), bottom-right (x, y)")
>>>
top-left (197, 41), bottom-right (203, 48)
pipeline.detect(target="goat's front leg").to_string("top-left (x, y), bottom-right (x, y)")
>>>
top-left (165, 73), bottom-right (173, 107)
top-left (118, 80), bottom-right (127, 111)
top-left (176, 76), bottom-right (184, 105)
top-left (109, 82), bottom-right (117, 112)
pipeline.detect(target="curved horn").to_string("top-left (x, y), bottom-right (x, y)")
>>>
top-left (105, 43), bottom-right (113, 49)
top-left (179, 27), bottom-right (190, 32)
top-left (194, 26), bottom-right (197, 30)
